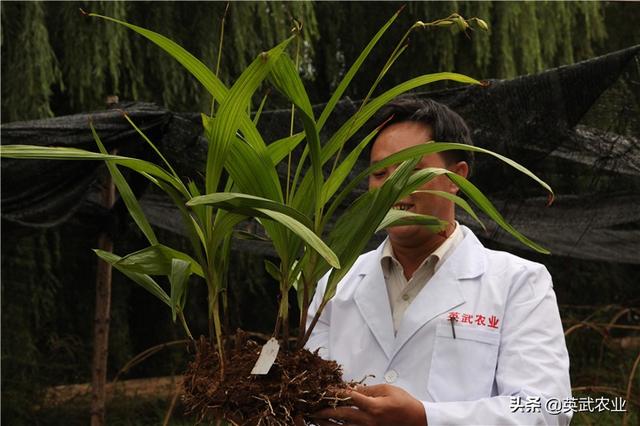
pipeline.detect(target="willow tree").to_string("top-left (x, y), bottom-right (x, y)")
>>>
top-left (1, 1), bottom-right (318, 122)
top-left (0, 1), bottom-right (627, 122)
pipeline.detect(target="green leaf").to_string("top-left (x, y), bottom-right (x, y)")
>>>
top-left (187, 192), bottom-right (312, 229)
top-left (400, 166), bottom-right (548, 253)
top-left (122, 113), bottom-right (180, 180)
top-left (226, 134), bottom-right (283, 202)
top-left (252, 90), bottom-right (271, 125)
top-left (0, 145), bottom-right (188, 196)
top-left (88, 13), bottom-right (227, 108)
top-left (269, 54), bottom-right (323, 216)
top-left (319, 158), bottom-right (420, 300)
top-left (412, 189), bottom-right (486, 231)
top-left (317, 9), bottom-right (401, 129)
top-left (327, 142), bottom-right (554, 229)
top-left (376, 210), bottom-right (447, 232)
top-left (88, 13), bottom-right (275, 173)
top-left (293, 73), bottom-right (481, 214)
top-left (269, 55), bottom-right (314, 119)
top-left (115, 244), bottom-right (204, 278)
top-left (320, 73), bottom-right (481, 165)
top-left (169, 259), bottom-right (191, 322)
top-left (267, 133), bottom-right (305, 164)
top-left (255, 208), bottom-right (340, 269)
top-left (90, 123), bottom-right (159, 245)
top-left (322, 125), bottom-right (380, 204)
top-left (264, 259), bottom-right (281, 281)
top-left (371, 142), bottom-right (554, 201)
top-left (204, 37), bottom-right (293, 194)
top-left (447, 174), bottom-right (550, 254)
top-left (94, 249), bottom-right (170, 306)
top-left (233, 230), bottom-right (269, 242)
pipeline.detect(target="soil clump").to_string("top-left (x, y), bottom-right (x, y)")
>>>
top-left (183, 333), bottom-right (350, 425)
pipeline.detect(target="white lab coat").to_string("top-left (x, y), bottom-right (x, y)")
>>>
top-left (306, 226), bottom-right (572, 425)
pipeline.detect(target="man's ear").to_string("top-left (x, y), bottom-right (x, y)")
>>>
top-left (447, 161), bottom-right (469, 193)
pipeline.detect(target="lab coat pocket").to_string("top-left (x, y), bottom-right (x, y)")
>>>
top-left (427, 324), bottom-right (500, 401)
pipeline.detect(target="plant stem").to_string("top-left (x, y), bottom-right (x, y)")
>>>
top-left (299, 279), bottom-right (309, 347)
top-left (298, 253), bottom-right (317, 349)
top-left (300, 299), bottom-right (327, 349)
top-left (282, 286), bottom-right (290, 350)
top-left (212, 297), bottom-right (225, 380)
top-left (273, 313), bottom-right (282, 341)
top-left (178, 311), bottom-right (194, 342)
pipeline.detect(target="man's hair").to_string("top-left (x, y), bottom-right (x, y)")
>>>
top-left (374, 96), bottom-right (474, 174)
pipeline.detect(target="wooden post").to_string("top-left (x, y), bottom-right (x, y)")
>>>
top-left (90, 164), bottom-right (116, 426)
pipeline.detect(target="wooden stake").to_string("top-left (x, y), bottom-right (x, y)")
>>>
top-left (90, 165), bottom-right (116, 426)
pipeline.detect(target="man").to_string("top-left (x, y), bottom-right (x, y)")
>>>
top-left (307, 98), bottom-right (572, 425)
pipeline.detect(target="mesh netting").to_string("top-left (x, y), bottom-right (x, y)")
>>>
top-left (2, 45), bottom-right (639, 264)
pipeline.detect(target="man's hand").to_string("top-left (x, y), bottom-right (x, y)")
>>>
top-left (313, 384), bottom-right (427, 426)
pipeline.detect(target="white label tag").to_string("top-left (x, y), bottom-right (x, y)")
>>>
top-left (250, 337), bottom-right (280, 375)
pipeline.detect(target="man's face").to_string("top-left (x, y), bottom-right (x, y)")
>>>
top-left (369, 121), bottom-right (467, 245)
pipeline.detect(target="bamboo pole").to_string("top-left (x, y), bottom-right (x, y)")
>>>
top-left (90, 159), bottom-right (116, 426)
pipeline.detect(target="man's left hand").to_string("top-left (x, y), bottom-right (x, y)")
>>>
top-left (312, 384), bottom-right (427, 426)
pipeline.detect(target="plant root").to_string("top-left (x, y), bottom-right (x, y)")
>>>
top-left (182, 332), bottom-right (351, 425)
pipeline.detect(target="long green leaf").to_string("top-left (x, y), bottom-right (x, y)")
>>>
top-left (373, 142), bottom-right (554, 200)
top-left (115, 244), bottom-right (204, 278)
top-left (448, 174), bottom-right (550, 254)
top-left (91, 123), bottom-right (158, 245)
top-left (269, 55), bottom-right (314, 119)
top-left (266, 133), bottom-right (305, 164)
top-left (319, 158), bottom-right (420, 301)
top-left (204, 37), bottom-right (293, 194)
top-left (201, 118), bottom-right (283, 202)
top-left (412, 189), bottom-right (486, 231)
top-left (255, 208), bottom-right (340, 269)
top-left (187, 192), bottom-right (312, 229)
top-left (293, 73), bottom-right (481, 213)
top-left (321, 125), bottom-right (380, 204)
top-left (1, 145), bottom-right (188, 196)
top-left (122, 113), bottom-right (180, 181)
top-left (252, 90), bottom-right (271, 125)
top-left (169, 258), bottom-right (191, 321)
top-left (376, 210), bottom-right (447, 232)
top-left (326, 142), bottom-right (553, 228)
top-left (269, 54), bottom-right (323, 217)
top-left (94, 249), bottom-right (170, 306)
top-left (401, 167), bottom-right (548, 253)
top-left (317, 8), bottom-right (401, 129)
top-left (89, 13), bottom-right (227, 107)
top-left (88, 13), bottom-right (275, 168)
top-left (320, 73), bottom-right (480, 165)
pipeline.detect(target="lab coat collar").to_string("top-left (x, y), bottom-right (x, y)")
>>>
top-left (354, 242), bottom-right (396, 360)
top-left (354, 226), bottom-right (487, 362)
top-left (392, 225), bottom-right (487, 359)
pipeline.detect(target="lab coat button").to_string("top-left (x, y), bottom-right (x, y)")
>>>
top-left (384, 369), bottom-right (398, 383)
top-left (402, 294), bottom-right (410, 301)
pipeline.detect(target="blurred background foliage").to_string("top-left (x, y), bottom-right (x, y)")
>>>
top-left (3, 1), bottom-right (638, 123)
top-left (1, 1), bottom-right (639, 424)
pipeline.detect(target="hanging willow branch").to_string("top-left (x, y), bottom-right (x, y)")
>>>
top-left (1, 1), bottom-right (609, 123)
